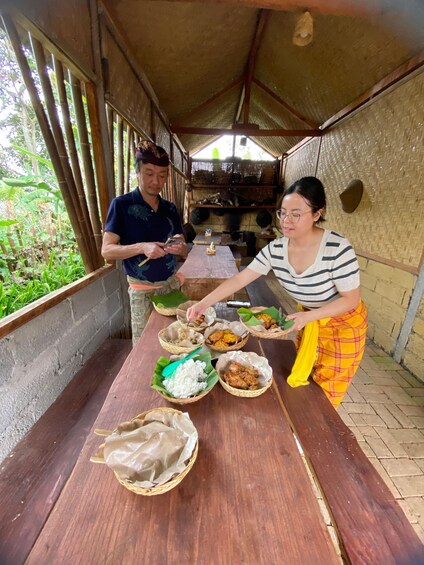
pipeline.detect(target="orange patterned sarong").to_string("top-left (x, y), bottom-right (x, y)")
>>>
top-left (295, 300), bottom-right (368, 408)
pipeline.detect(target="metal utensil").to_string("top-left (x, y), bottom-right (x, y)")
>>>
top-left (161, 347), bottom-right (202, 378)
top-left (138, 237), bottom-right (175, 267)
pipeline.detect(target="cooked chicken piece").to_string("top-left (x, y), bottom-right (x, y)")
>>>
top-left (222, 331), bottom-right (239, 345)
top-left (192, 314), bottom-right (206, 326)
top-left (208, 329), bottom-right (226, 344)
top-left (223, 361), bottom-right (260, 390)
top-left (207, 329), bottom-right (240, 346)
top-left (224, 372), bottom-right (249, 389)
top-left (255, 313), bottom-right (275, 329)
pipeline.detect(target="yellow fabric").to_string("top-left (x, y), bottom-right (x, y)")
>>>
top-left (287, 301), bottom-right (368, 408)
top-left (287, 317), bottom-right (330, 388)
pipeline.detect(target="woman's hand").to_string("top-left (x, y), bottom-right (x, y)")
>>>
top-left (285, 311), bottom-right (313, 332)
top-left (186, 301), bottom-right (207, 321)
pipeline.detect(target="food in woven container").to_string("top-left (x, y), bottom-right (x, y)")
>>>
top-left (90, 407), bottom-right (198, 496)
top-left (176, 301), bottom-right (216, 332)
top-left (204, 320), bottom-right (249, 352)
top-left (238, 306), bottom-right (295, 340)
top-left (150, 290), bottom-right (189, 316)
top-left (216, 351), bottom-right (273, 398)
top-left (158, 321), bottom-right (205, 355)
top-left (151, 351), bottom-right (218, 404)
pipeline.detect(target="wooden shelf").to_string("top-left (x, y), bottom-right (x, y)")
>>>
top-left (188, 204), bottom-right (276, 210)
top-left (189, 184), bottom-right (276, 190)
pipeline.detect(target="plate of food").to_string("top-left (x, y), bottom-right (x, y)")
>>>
top-left (176, 301), bottom-right (216, 332)
top-left (204, 320), bottom-right (249, 352)
top-left (151, 351), bottom-right (218, 404)
top-left (216, 350), bottom-right (273, 397)
top-left (237, 306), bottom-right (295, 339)
top-left (150, 290), bottom-right (190, 316)
top-left (90, 407), bottom-right (198, 496)
top-left (158, 321), bottom-right (205, 355)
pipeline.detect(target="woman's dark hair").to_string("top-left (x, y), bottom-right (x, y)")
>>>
top-left (277, 176), bottom-right (326, 222)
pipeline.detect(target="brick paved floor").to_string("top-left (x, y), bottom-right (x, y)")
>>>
top-left (340, 343), bottom-right (424, 543)
top-left (262, 270), bottom-right (424, 544)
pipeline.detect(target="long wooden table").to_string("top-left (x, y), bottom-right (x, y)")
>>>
top-left (25, 309), bottom-right (340, 565)
top-left (178, 244), bottom-right (239, 300)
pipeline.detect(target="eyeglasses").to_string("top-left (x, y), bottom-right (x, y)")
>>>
top-left (276, 209), bottom-right (311, 223)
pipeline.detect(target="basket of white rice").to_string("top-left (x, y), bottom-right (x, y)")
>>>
top-left (151, 351), bottom-right (218, 404)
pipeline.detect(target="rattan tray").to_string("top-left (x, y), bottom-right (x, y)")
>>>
top-left (90, 407), bottom-right (198, 496)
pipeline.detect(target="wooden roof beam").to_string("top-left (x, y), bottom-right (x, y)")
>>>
top-left (172, 76), bottom-right (243, 126)
top-left (253, 78), bottom-right (318, 129)
top-left (321, 48), bottom-right (424, 130)
top-left (171, 126), bottom-right (321, 136)
top-left (242, 9), bottom-right (271, 124)
top-left (165, 0), bottom-right (399, 17)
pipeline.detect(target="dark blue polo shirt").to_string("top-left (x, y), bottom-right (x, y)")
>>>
top-left (104, 188), bottom-right (183, 282)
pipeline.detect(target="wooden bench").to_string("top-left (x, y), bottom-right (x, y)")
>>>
top-left (245, 277), bottom-right (424, 565)
top-left (0, 338), bottom-right (132, 565)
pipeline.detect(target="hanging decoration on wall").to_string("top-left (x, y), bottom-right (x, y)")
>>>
top-left (293, 11), bottom-right (314, 47)
top-left (339, 179), bottom-right (364, 213)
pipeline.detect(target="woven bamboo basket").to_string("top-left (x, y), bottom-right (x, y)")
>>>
top-left (153, 303), bottom-right (178, 316)
top-left (154, 386), bottom-right (213, 405)
top-left (240, 307), bottom-right (293, 340)
top-left (90, 407), bottom-right (198, 496)
top-left (158, 327), bottom-right (204, 355)
top-left (218, 374), bottom-right (273, 398)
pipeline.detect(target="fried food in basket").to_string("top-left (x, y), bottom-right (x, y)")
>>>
top-left (223, 360), bottom-right (260, 390)
top-left (207, 329), bottom-right (240, 346)
top-left (191, 314), bottom-right (206, 326)
top-left (256, 313), bottom-right (279, 330)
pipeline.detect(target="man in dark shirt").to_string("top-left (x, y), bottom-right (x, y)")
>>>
top-left (102, 140), bottom-right (188, 344)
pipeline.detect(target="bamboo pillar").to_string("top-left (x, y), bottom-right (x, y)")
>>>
top-left (32, 38), bottom-right (102, 269)
top-left (54, 57), bottom-right (97, 260)
top-left (106, 105), bottom-right (115, 196)
top-left (125, 123), bottom-right (132, 194)
top-left (70, 74), bottom-right (103, 255)
top-left (117, 114), bottom-right (124, 195)
top-left (2, 16), bottom-right (96, 272)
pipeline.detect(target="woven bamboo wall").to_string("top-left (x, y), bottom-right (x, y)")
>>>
top-left (285, 71), bottom-right (424, 271)
top-left (284, 138), bottom-right (321, 187)
top-left (283, 71), bottom-right (424, 380)
top-left (103, 26), bottom-right (151, 137)
top-left (13, 0), bottom-right (94, 78)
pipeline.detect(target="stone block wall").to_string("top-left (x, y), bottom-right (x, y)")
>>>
top-left (358, 257), bottom-right (423, 380)
top-left (0, 268), bottom-right (126, 464)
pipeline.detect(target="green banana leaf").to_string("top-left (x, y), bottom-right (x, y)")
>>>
top-left (150, 290), bottom-right (189, 309)
top-left (237, 306), bottom-right (295, 330)
top-left (151, 352), bottom-right (218, 398)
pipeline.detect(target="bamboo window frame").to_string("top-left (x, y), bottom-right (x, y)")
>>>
top-left (2, 15), bottom-right (106, 273)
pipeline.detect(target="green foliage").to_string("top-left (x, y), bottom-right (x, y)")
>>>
top-left (0, 251), bottom-right (85, 317)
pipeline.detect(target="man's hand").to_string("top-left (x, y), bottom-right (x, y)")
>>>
top-left (142, 241), bottom-right (167, 259)
top-left (164, 234), bottom-right (188, 258)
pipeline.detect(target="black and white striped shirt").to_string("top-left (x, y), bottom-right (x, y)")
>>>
top-left (248, 230), bottom-right (360, 308)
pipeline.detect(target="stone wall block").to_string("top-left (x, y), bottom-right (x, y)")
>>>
top-left (12, 300), bottom-right (72, 367)
top-left (71, 280), bottom-right (106, 322)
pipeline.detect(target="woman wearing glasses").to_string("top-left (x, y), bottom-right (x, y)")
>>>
top-left (187, 176), bottom-right (368, 408)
